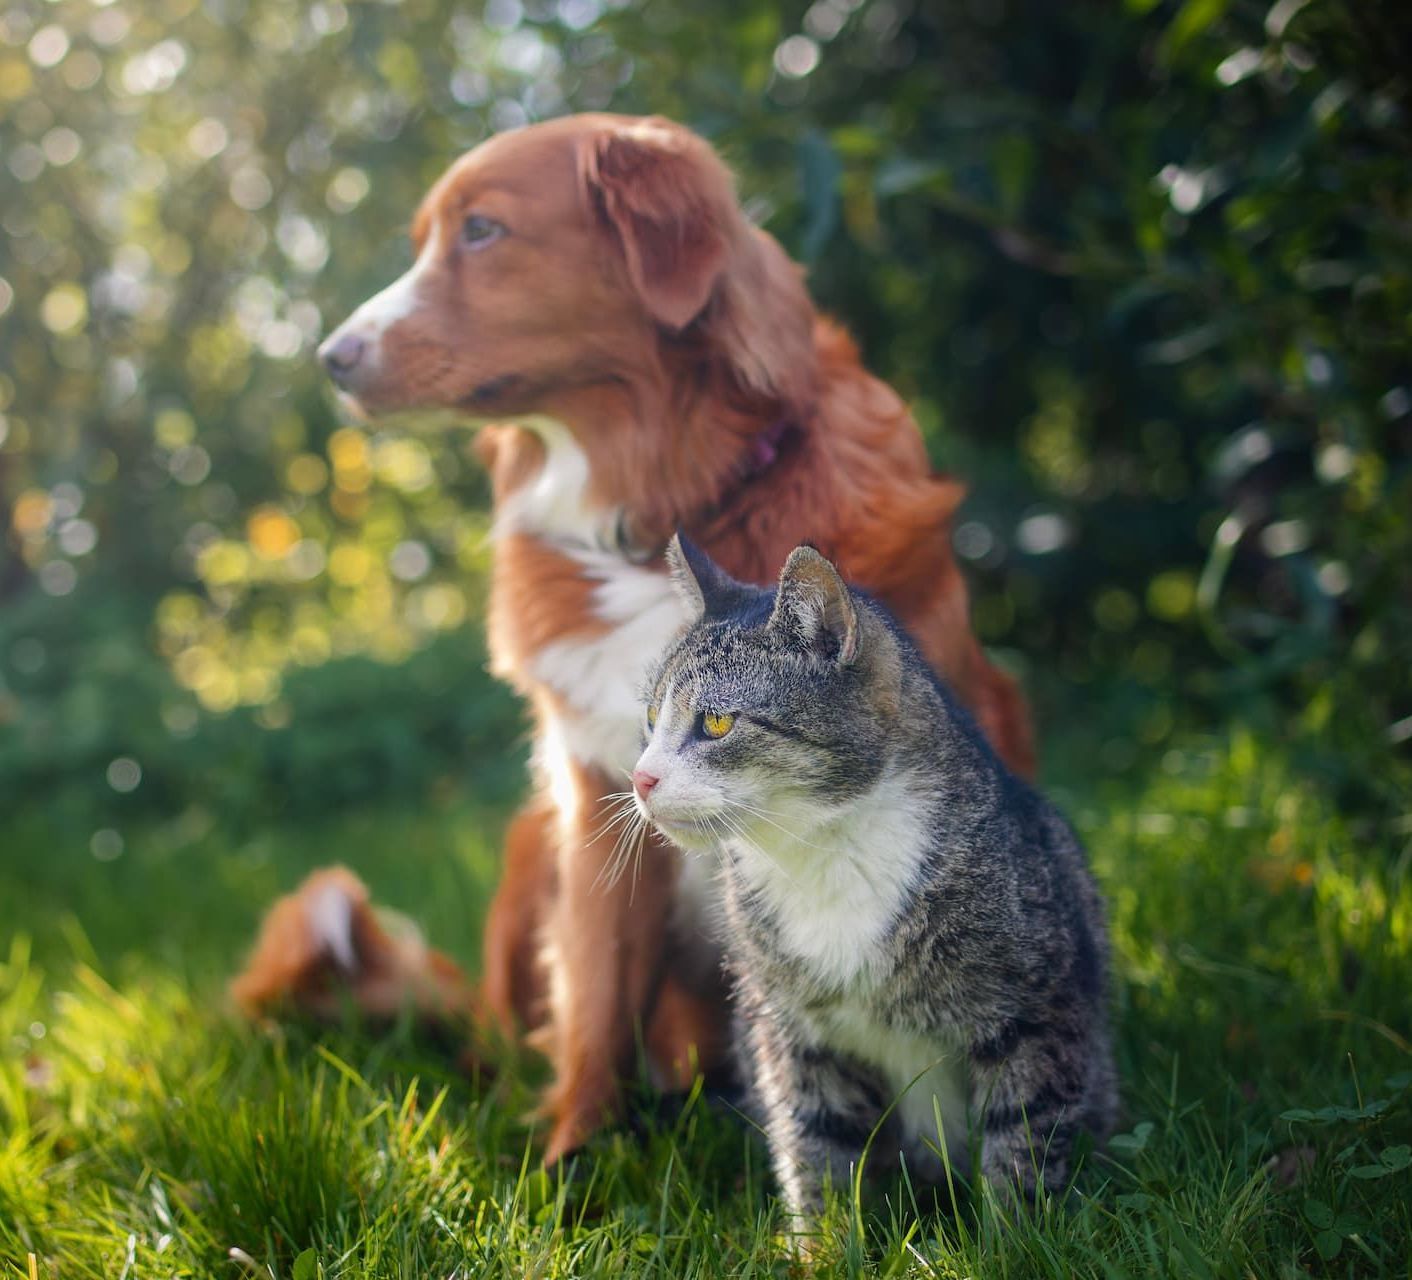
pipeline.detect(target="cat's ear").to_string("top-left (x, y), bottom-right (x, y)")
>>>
top-left (666, 533), bottom-right (750, 619)
top-left (768, 545), bottom-right (859, 667)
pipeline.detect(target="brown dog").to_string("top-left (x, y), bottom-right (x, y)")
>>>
top-left (317, 113), bottom-right (1033, 1161)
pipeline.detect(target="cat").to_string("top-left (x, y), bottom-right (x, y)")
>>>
top-left (628, 535), bottom-right (1116, 1236)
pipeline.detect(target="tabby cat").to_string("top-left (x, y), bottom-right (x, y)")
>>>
top-left (630, 536), bottom-right (1116, 1231)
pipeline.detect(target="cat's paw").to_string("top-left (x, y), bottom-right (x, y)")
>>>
top-left (978, 1141), bottom-right (1058, 1218)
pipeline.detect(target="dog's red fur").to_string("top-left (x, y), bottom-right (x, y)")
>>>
top-left (231, 867), bottom-right (480, 1028)
top-left (317, 113), bottom-right (1033, 1160)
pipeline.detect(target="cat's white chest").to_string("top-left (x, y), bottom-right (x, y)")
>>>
top-left (731, 772), bottom-right (933, 989)
top-left (819, 1003), bottom-right (971, 1172)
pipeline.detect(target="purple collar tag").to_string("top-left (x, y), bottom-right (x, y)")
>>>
top-left (745, 417), bottom-right (792, 478)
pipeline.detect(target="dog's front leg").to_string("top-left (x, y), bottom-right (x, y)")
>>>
top-left (482, 798), bottom-right (557, 1039)
top-left (539, 756), bottom-right (677, 1163)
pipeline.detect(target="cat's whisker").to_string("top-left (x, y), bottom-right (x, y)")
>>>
top-left (725, 798), bottom-right (840, 855)
top-left (589, 803), bottom-right (643, 846)
top-left (596, 805), bottom-right (649, 890)
top-left (592, 802), bottom-right (642, 838)
top-left (591, 797), bottom-right (637, 828)
top-left (614, 811), bottom-right (654, 894)
top-left (714, 805), bottom-right (805, 890)
top-left (615, 814), bottom-right (647, 879)
top-left (612, 815), bottom-right (642, 884)
top-left (722, 798), bottom-right (831, 860)
top-left (726, 798), bottom-right (892, 886)
top-left (628, 820), bottom-right (655, 904)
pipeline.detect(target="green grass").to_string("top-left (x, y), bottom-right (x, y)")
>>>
top-left (3, 726), bottom-right (1410, 1278)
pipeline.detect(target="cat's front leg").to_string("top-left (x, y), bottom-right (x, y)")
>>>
top-left (740, 996), bottom-right (888, 1243)
top-left (967, 1015), bottom-right (1093, 1202)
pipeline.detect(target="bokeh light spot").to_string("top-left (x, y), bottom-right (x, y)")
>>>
top-left (408, 583), bottom-right (467, 631)
top-left (1259, 519), bottom-right (1309, 557)
top-left (61, 48), bottom-right (102, 89)
top-left (58, 519), bottom-right (98, 556)
top-left (1317, 561), bottom-right (1351, 597)
top-left (7, 143), bottom-right (44, 182)
top-left (774, 34), bottom-right (820, 78)
top-left (198, 541), bottom-right (251, 586)
top-left (187, 117), bottom-right (229, 159)
top-left (121, 39), bottom-right (189, 95)
top-left (375, 438), bottom-right (434, 493)
top-left (106, 757), bottom-right (142, 793)
top-left (39, 561), bottom-right (77, 596)
top-left (247, 507), bottom-right (301, 559)
top-left (390, 540), bottom-right (432, 582)
top-left (154, 408), bottom-right (197, 449)
top-left (12, 489), bottom-right (52, 536)
top-left (40, 284), bottom-right (88, 335)
top-left (484, 0), bottom-right (523, 32)
top-left (326, 167), bottom-right (370, 213)
top-left (168, 445), bottom-right (212, 486)
top-left (284, 539), bottom-right (327, 582)
top-left (90, 829), bottom-right (125, 861)
top-left (286, 453), bottom-right (329, 495)
top-left (804, 1), bottom-right (848, 41)
top-left (1015, 511), bottom-right (1072, 555)
top-left (41, 127), bottom-right (82, 167)
top-left (329, 544), bottom-right (373, 586)
top-left (1147, 571), bottom-right (1196, 621)
top-left (28, 25), bottom-right (70, 69)
top-left (558, 0), bottom-right (602, 31)
top-left (230, 167), bottom-right (274, 211)
top-left (1316, 442), bottom-right (1355, 483)
top-left (89, 8), bottom-right (131, 47)
top-left (953, 520), bottom-right (995, 562)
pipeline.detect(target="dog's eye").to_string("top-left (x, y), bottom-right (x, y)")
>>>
top-left (462, 215), bottom-right (505, 248)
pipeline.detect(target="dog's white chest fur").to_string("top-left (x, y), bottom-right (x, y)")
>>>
top-left (494, 421), bottom-right (689, 781)
top-left (536, 558), bottom-right (689, 778)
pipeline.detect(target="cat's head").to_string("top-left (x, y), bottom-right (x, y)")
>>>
top-left (631, 536), bottom-right (903, 850)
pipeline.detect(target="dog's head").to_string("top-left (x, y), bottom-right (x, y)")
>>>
top-left (318, 113), bottom-right (815, 424)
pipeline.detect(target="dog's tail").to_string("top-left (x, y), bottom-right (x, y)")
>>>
top-left (230, 866), bottom-right (483, 1031)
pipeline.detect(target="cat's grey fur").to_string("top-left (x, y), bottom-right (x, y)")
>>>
top-left (631, 536), bottom-right (1116, 1229)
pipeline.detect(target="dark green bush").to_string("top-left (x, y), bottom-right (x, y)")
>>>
top-left (0, 581), bottom-right (525, 826)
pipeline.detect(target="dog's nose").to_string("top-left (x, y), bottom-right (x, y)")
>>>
top-left (632, 769), bottom-right (660, 801)
top-left (318, 330), bottom-right (366, 384)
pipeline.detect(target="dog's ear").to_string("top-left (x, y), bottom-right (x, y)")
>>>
top-left (580, 119), bottom-right (732, 331)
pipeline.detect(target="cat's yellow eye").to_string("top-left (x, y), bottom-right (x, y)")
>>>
top-left (646, 703), bottom-right (659, 730)
top-left (701, 711), bottom-right (735, 740)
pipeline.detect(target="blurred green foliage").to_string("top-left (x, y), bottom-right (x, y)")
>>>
top-left (1, 0), bottom-right (1409, 825)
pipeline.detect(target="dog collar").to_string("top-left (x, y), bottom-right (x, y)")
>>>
top-left (601, 415), bottom-right (802, 566)
top-left (739, 415), bottom-right (796, 485)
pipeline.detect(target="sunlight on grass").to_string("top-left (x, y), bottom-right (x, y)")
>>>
top-left (3, 730), bottom-right (1410, 1277)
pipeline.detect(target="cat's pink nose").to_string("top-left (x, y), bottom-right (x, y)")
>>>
top-left (632, 769), bottom-right (660, 801)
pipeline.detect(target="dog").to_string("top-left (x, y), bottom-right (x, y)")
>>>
top-left (315, 113), bottom-right (1033, 1162)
